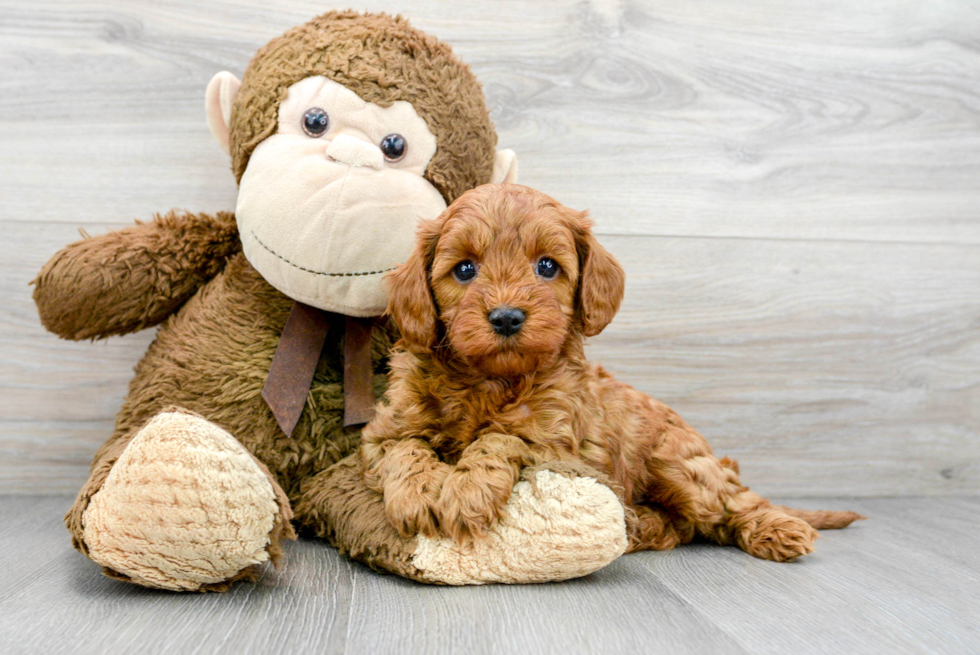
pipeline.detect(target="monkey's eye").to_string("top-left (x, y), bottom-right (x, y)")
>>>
top-left (302, 108), bottom-right (329, 137)
top-left (536, 257), bottom-right (559, 279)
top-left (453, 260), bottom-right (477, 283)
top-left (380, 134), bottom-right (407, 162)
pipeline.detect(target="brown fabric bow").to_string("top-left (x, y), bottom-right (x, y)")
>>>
top-left (262, 301), bottom-right (376, 436)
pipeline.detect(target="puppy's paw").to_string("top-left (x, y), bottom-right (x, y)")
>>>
top-left (383, 475), bottom-right (444, 539)
top-left (435, 471), bottom-right (509, 544)
top-left (384, 496), bottom-right (439, 539)
top-left (737, 511), bottom-right (818, 562)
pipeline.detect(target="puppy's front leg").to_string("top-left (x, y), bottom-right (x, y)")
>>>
top-left (362, 421), bottom-right (451, 539)
top-left (435, 432), bottom-right (530, 544)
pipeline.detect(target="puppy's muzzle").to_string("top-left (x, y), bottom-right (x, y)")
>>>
top-left (488, 306), bottom-right (525, 337)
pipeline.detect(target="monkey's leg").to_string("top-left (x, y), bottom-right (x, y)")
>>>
top-left (67, 409), bottom-right (295, 591)
top-left (295, 457), bottom-right (628, 585)
top-left (646, 427), bottom-right (824, 562)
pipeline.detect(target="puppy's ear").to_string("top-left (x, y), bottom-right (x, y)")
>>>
top-left (572, 211), bottom-right (625, 337)
top-left (386, 219), bottom-right (442, 349)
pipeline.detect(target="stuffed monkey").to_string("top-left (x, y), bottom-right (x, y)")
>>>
top-left (32, 12), bottom-right (628, 591)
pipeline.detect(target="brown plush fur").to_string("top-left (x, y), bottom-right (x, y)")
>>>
top-left (294, 454), bottom-right (428, 582)
top-left (34, 210), bottom-right (242, 340)
top-left (361, 184), bottom-right (865, 560)
top-left (32, 11), bottom-right (506, 588)
top-left (52, 245), bottom-right (396, 551)
top-left (229, 11), bottom-right (497, 203)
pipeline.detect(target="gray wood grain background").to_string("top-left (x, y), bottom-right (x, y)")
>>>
top-left (1, 0), bottom-right (978, 496)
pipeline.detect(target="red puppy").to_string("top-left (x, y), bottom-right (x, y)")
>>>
top-left (361, 184), bottom-right (862, 560)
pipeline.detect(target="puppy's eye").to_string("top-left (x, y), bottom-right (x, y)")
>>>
top-left (536, 257), bottom-right (559, 279)
top-left (453, 260), bottom-right (477, 283)
top-left (380, 134), bottom-right (407, 161)
top-left (302, 108), bottom-right (329, 137)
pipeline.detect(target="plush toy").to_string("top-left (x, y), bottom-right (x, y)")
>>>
top-left (32, 11), bottom-right (628, 591)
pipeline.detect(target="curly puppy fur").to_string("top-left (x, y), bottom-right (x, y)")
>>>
top-left (361, 184), bottom-right (864, 561)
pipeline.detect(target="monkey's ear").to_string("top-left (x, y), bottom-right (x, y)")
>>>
top-left (490, 149), bottom-right (519, 184)
top-left (205, 72), bottom-right (242, 154)
top-left (385, 220), bottom-right (443, 350)
top-left (573, 213), bottom-right (626, 337)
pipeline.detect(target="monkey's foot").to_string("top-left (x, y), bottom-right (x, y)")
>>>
top-left (81, 410), bottom-right (295, 591)
top-left (297, 457), bottom-right (626, 585)
top-left (412, 463), bottom-right (628, 584)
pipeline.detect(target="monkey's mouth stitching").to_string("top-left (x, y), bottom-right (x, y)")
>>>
top-left (251, 232), bottom-right (396, 277)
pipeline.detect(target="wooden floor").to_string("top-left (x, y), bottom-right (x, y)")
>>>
top-left (1, 495), bottom-right (977, 655)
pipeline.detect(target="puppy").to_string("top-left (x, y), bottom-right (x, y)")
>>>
top-left (361, 184), bottom-right (863, 561)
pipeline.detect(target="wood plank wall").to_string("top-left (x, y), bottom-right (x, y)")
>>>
top-left (1, 0), bottom-right (978, 495)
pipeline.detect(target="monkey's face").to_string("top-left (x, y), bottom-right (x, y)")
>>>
top-left (235, 76), bottom-right (448, 316)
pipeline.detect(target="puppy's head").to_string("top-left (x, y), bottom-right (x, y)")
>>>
top-left (386, 184), bottom-right (625, 377)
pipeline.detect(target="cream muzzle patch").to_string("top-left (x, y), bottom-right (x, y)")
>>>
top-left (236, 76), bottom-right (447, 316)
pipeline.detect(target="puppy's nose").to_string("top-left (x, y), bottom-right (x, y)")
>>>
top-left (488, 307), bottom-right (525, 337)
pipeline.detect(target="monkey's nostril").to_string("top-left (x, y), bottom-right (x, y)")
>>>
top-left (488, 307), bottom-right (525, 337)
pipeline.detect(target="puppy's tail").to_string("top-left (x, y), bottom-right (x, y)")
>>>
top-left (772, 505), bottom-right (867, 530)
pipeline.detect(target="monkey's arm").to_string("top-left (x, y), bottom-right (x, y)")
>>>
top-left (33, 210), bottom-right (241, 340)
